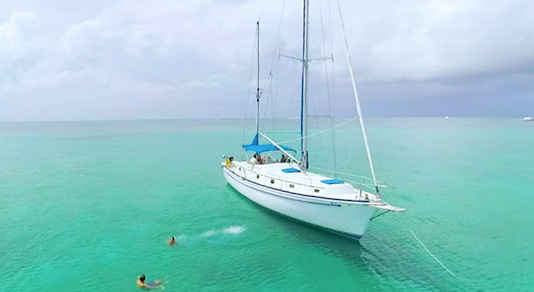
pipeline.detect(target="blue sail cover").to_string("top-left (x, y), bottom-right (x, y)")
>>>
top-left (243, 144), bottom-right (295, 153)
top-left (242, 134), bottom-right (295, 154)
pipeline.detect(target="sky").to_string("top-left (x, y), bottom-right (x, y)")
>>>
top-left (0, 0), bottom-right (533, 121)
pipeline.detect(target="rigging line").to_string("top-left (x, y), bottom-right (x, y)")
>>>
top-left (256, 22), bottom-right (274, 134)
top-left (354, 182), bottom-right (385, 190)
top-left (269, 66), bottom-right (275, 138)
top-left (274, 54), bottom-right (282, 142)
top-left (262, 130), bottom-right (300, 134)
top-left (327, 0), bottom-right (334, 53)
top-left (309, 167), bottom-right (386, 185)
top-left (242, 26), bottom-right (259, 144)
top-left (336, 0), bottom-right (380, 195)
top-left (308, 74), bottom-right (320, 137)
top-left (262, 88), bottom-right (270, 122)
top-left (268, 1), bottom-right (285, 81)
top-left (329, 0), bottom-right (338, 177)
top-left (326, 0), bottom-right (335, 107)
top-left (409, 229), bottom-right (458, 278)
top-left (257, 0), bottom-right (270, 22)
top-left (370, 210), bottom-right (390, 221)
top-left (310, 167), bottom-right (372, 181)
top-left (277, 115), bottom-right (359, 144)
top-left (329, 0), bottom-right (337, 169)
top-left (319, 0), bottom-right (338, 177)
top-left (269, 0), bottom-right (286, 73)
top-left (269, 0), bottom-right (286, 141)
top-left (341, 144), bottom-right (353, 171)
top-left (285, 77), bottom-right (300, 119)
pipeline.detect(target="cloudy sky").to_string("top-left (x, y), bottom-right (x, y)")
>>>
top-left (1, 0), bottom-right (533, 121)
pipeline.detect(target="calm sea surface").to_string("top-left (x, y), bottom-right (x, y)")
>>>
top-left (0, 118), bottom-right (532, 291)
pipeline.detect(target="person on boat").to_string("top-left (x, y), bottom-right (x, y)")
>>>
top-left (168, 236), bottom-right (177, 246)
top-left (280, 154), bottom-right (288, 163)
top-left (249, 153), bottom-right (262, 164)
top-left (249, 154), bottom-right (258, 164)
top-left (137, 274), bottom-right (164, 290)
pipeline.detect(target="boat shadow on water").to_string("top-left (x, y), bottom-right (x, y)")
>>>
top-left (225, 184), bottom-right (462, 291)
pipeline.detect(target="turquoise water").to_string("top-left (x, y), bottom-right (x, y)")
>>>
top-left (1, 118), bottom-right (532, 291)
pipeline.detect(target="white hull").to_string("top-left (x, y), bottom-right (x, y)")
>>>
top-left (223, 164), bottom-right (380, 238)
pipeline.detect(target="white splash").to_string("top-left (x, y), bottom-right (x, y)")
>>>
top-left (222, 225), bottom-right (246, 235)
top-left (201, 230), bottom-right (216, 237)
top-left (200, 226), bottom-right (246, 237)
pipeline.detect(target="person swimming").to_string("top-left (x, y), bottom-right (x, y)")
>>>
top-left (137, 274), bottom-right (164, 290)
top-left (168, 236), bottom-right (177, 246)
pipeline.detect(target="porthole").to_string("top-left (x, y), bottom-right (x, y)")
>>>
top-left (314, 189), bottom-right (320, 193)
top-left (271, 179), bottom-right (275, 184)
top-left (256, 175), bottom-right (260, 179)
top-left (289, 184), bottom-right (295, 188)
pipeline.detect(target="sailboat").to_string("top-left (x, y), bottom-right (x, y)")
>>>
top-left (222, 1), bottom-right (404, 239)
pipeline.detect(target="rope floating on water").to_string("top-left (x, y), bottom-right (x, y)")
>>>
top-left (409, 229), bottom-right (457, 278)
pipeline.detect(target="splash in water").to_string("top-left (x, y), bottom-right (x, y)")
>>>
top-left (200, 226), bottom-right (246, 237)
top-left (222, 226), bottom-right (246, 235)
top-left (201, 230), bottom-right (216, 237)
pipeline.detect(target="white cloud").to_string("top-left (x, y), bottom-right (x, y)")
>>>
top-left (0, 0), bottom-right (533, 121)
top-left (349, 0), bottom-right (534, 82)
top-left (0, 11), bottom-right (36, 56)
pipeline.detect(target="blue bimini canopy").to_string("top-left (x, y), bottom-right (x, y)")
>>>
top-left (243, 143), bottom-right (295, 154)
top-left (242, 134), bottom-right (295, 154)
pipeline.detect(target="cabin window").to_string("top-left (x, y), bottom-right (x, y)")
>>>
top-left (270, 179), bottom-right (274, 184)
top-left (256, 175), bottom-right (260, 179)
top-left (289, 184), bottom-right (294, 188)
top-left (314, 189), bottom-right (320, 193)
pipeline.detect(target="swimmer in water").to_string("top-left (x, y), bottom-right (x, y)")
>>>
top-left (168, 236), bottom-right (177, 246)
top-left (137, 274), bottom-right (164, 290)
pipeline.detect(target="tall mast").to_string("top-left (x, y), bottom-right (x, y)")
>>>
top-left (255, 21), bottom-right (261, 141)
top-left (299, 0), bottom-right (310, 172)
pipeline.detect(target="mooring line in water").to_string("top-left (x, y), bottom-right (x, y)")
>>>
top-left (409, 229), bottom-right (457, 278)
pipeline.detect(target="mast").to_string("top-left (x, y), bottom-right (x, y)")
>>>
top-left (299, 0), bottom-right (310, 172)
top-left (255, 21), bottom-right (261, 141)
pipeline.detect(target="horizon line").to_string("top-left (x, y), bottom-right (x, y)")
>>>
top-left (0, 115), bottom-right (531, 123)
